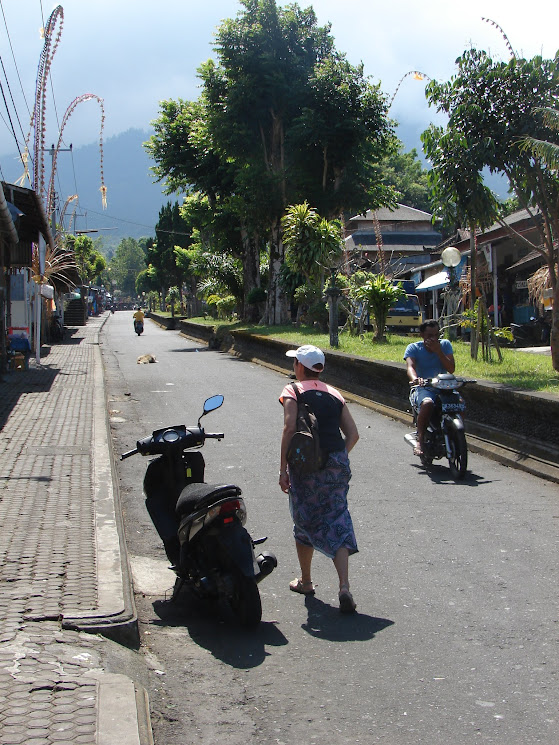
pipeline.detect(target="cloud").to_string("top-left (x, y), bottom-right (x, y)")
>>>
top-left (1, 0), bottom-right (558, 156)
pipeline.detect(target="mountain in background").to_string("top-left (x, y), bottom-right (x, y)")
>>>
top-left (56, 128), bottom-right (170, 248)
top-left (1, 128), bottom-right (169, 251)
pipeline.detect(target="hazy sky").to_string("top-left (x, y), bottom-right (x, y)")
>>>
top-left (1, 0), bottom-right (558, 162)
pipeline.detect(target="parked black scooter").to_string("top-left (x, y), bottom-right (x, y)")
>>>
top-left (121, 395), bottom-right (276, 627)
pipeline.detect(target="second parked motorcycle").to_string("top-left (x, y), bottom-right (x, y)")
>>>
top-left (404, 374), bottom-right (474, 480)
top-left (121, 395), bottom-right (276, 627)
top-left (511, 315), bottom-right (551, 347)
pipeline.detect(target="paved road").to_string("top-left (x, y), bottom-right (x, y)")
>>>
top-left (102, 312), bottom-right (558, 745)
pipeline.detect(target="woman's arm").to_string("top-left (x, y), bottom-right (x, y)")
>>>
top-left (340, 405), bottom-right (359, 454)
top-left (279, 397), bottom-right (297, 493)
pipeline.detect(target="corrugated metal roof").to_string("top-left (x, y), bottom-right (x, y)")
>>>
top-left (349, 203), bottom-right (433, 222)
top-left (506, 249), bottom-right (546, 271)
top-left (1, 182), bottom-right (53, 249)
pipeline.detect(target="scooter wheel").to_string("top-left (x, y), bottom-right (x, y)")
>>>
top-left (448, 427), bottom-right (468, 480)
top-left (230, 573), bottom-right (262, 628)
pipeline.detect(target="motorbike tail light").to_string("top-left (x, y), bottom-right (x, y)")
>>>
top-left (220, 499), bottom-right (241, 514)
top-left (220, 499), bottom-right (247, 526)
top-left (205, 498), bottom-right (247, 527)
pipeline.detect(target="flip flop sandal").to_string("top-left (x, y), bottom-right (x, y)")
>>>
top-left (289, 578), bottom-right (315, 595)
top-left (339, 587), bottom-right (357, 613)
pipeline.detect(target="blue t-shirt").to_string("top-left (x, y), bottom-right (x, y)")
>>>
top-left (404, 339), bottom-right (454, 379)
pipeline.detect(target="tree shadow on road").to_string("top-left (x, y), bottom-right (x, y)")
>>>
top-left (152, 592), bottom-right (288, 669)
top-left (301, 595), bottom-right (394, 642)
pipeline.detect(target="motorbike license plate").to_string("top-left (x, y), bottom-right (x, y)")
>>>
top-left (442, 401), bottom-right (465, 413)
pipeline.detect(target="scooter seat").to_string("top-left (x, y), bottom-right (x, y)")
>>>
top-left (175, 483), bottom-right (242, 518)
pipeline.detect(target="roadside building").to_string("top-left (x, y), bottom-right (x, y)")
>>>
top-left (406, 210), bottom-right (551, 327)
top-left (344, 203), bottom-right (442, 277)
top-left (0, 182), bottom-right (54, 372)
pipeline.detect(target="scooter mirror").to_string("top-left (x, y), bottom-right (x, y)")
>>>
top-left (203, 394), bottom-right (224, 415)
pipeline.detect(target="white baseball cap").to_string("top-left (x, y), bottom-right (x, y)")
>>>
top-left (286, 344), bottom-right (325, 371)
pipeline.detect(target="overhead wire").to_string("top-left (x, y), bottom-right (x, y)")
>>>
top-left (0, 54), bottom-right (27, 147)
top-left (75, 204), bottom-right (176, 235)
top-left (0, 0), bottom-right (28, 161)
top-left (0, 0), bottom-right (37, 182)
top-left (0, 78), bottom-right (23, 162)
top-left (0, 0), bottom-right (31, 118)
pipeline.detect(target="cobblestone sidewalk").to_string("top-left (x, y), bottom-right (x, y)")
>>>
top-left (0, 315), bottom-right (149, 745)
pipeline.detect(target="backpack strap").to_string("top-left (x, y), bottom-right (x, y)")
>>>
top-left (291, 381), bottom-right (302, 401)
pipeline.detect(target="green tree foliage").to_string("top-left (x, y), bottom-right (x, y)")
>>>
top-left (421, 126), bottom-right (500, 233)
top-left (287, 54), bottom-right (395, 216)
top-left (165, 286), bottom-right (181, 317)
top-left (108, 237), bottom-right (147, 298)
top-left (380, 143), bottom-right (432, 213)
top-left (206, 294), bottom-right (237, 320)
top-left (186, 232), bottom-right (244, 304)
top-left (146, 0), bottom-right (394, 325)
top-left (422, 47), bottom-right (559, 370)
top-left (135, 266), bottom-right (159, 297)
top-left (281, 202), bottom-right (342, 289)
top-left (71, 235), bottom-right (106, 285)
top-left (147, 202), bottom-right (193, 306)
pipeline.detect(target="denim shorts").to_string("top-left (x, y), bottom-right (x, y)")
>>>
top-left (410, 386), bottom-right (438, 411)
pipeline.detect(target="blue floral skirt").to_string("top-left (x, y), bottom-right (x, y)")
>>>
top-left (288, 449), bottom-right (358, 559)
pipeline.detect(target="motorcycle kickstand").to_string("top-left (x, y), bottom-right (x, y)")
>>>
top-left (171, 576), bottom-right (185, 602)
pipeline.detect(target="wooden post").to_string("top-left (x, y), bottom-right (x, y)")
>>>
top-left (469, 226), bottom-right (478, 359)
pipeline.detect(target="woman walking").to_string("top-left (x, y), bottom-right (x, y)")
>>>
top-left (279, 345), bottom-right (359, 613)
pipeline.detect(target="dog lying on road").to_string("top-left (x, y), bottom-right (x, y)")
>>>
top-left (137, 354), bottom-right (158, 364)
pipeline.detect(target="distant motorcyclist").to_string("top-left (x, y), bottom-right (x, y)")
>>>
top-left (404, 320), bottom-right (455, 457)
top-left (133, 307), bottom-right (145, 335)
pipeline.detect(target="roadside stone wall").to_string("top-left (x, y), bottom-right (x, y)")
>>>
top-left (146, 312), bottom-right (184, 331)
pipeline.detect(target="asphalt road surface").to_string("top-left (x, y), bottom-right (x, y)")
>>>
top-left (102, 312), bottom-right (558, 745)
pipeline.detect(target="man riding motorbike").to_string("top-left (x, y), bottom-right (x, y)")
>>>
top-left (404, 320), bottom-right (456, 457)
top-left (133, 307), bottom-right (145, 334)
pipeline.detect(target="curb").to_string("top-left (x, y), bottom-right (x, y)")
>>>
top-left (62, 314), bottom-right (139, 646)
top-left (91, 672), bottom-right (154, 745)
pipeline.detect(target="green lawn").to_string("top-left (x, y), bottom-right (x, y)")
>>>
top-left (180, 316), bottom-right (559, 396)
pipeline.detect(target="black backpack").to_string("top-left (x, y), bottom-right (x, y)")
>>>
top-left (286, 383), bottom-right (325, 476)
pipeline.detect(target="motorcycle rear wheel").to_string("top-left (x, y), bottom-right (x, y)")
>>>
top-left (447, 426), bottom-right (468, 479)
top-left (230, 572), bottom-right (262, 628)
